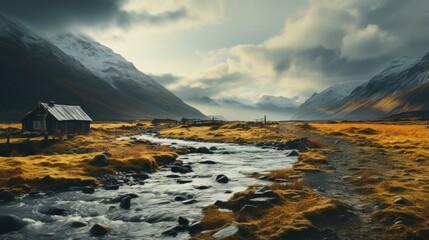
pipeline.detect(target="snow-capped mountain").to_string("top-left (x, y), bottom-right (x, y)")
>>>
top-left (295, 54), bottom-right (429, 120)
top-left (0, 14), bottom-right (206, 120)
top-left (377, 56), bottom-right (419, 79)
top-left (257, 95), bottom-right (308, 110)
top-left (187, 95), bottom-right (307, 111)
top-left (294, 81), bottom-right (365, 119)
top-left (52, 34), bottom-right (160, 91)
top-left (330, 54), bottom-right (429, 119)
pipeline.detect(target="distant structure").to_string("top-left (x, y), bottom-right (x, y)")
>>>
top-left (22, 101), bottom-right (92, 135)
top-left (152, 118), bottom-right (179, 125)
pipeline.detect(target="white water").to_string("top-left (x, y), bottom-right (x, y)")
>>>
top-left (0, 134), bottom-right (296, 239)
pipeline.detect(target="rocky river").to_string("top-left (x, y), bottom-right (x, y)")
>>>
top-left (0, 134), bottom-right (297, 239)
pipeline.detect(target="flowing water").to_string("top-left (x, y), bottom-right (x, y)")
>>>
top-left (0, 134), bottom-right (297, 239)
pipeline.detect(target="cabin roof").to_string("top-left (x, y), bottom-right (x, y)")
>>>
top-left (40, 103), bottom-right (92, 121)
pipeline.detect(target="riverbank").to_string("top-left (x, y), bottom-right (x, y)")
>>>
top-left (166, 121), bottom-right (428, 240)
top-left (0, 121), bottom-right (178, 193)
top-left (0, 124), bottom-right (298, 239)
top-left (0, 120), bottom-right (427, 239)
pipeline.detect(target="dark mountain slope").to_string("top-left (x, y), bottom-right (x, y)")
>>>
top-left (0, 15), bottom-right (206, 121)
top-left (331, 53), bottom-right (429, 119)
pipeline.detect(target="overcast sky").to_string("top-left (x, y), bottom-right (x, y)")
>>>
top-left (1, 0), bottom-right (428, 102)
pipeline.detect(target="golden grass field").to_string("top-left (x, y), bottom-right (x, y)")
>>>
top-left (312, 122), bottom-right (429, 238)
top-left (0, 121), bottom-right (177, 192)
top-left (159, 122), bottom-right (295, 143)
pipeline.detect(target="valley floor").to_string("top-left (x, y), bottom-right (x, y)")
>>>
top-left (161, 121), bottom-right (429, 240)
top-left (0, 120), bottom-right (427, 239)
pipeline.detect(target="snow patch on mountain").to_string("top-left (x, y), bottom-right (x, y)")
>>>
top-left (294, 81), bottom-right (365, 119)
top-left (320, 81), bottom-right (364, 99)
top-left (257, 95), bottom-right (306, 109)
top-left (51, 34), bottom-right (160, 90)
top-left (378, 56), bottom-right (419, 79)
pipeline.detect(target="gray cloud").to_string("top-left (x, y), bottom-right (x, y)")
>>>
top-left (191, 0), bottom-right (429, 99)
top-left (159, 73), bottom-right (244, 100)
top-left (0, 0), bottom-right (189, 31)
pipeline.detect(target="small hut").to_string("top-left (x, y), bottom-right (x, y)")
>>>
top-left (22, 101), bottom-right (92, 135)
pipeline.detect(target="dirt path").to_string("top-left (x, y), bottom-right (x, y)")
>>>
top-left (277, 123), bottom-right (389, 240)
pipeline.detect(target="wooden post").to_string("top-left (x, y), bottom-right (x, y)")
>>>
top-left (43, 131), bottom-right (49, 144)
top-left (264, 115), bottom-right (267, 125)
top-left (6, 132), bottom-right (10, 151)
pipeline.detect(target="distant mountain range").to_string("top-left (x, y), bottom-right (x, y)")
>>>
top-left (0, 15), bottom-right (206, 121)
top-left (295, 54), bottom-right (429, 120)
top-left (188, 95), bottom-right (307, 112)
top-left (184, 95), bottom-right (308, 121)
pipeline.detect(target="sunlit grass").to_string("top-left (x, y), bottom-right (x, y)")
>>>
top-left (312, 121), bottom-right (429, 238)
top-left (0, 121), bottom-right (177, 192)
top-left (160, 121), bottom-right (295, 144)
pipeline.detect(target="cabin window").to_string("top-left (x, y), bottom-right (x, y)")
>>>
top-left (33, 120), bottom-right (42, 130)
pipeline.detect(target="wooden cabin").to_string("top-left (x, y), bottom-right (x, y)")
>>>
top-left (22, 101), bottom-right (92, 135)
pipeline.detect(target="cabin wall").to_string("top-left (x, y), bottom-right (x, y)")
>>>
top-left (22, 107), bottom-right (48, 132)
top-left (55, 121), bottom-right (91, 135)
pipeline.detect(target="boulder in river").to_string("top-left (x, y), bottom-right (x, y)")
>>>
top-left (182, 199), bottom-right (198, 205)
top-left (0, 215), bottom-right (27, 235)
top-left (82, 186), bottom-right (95, 194)
top-left (171, 165), bottom-right (193, 174)
top-left (174, 195), bottom-right (187, 201)
top-left (166, 174), bottom-right (181, 178)
top-left (107, 193), bottom-right (139, 204)
top-left (89, 154), bottom-right (109, 167)
top-left (103, 185), bottom-right (120, 190)
top-left (131, 173), bottom-right (149, 180)
top-left (178, 216), bottom-right (190, 227)
top-left (209, 146), bottom-right (218, 150)
top-left (162, 225), bottom-right (188, 237)
top-left (120, 196), bottom-right (131, 209)
top-left (287, 150), bottom-right (299, 157)
top-left (195, 147), bottom-right (213, 154)
top-left (176, 179), bottom-right (193, 184)
top-left (216, 174), bottom-right (230, 183)
top-left (41, 207), bottom-right (69, 216)
top-left (71, 221), bottom-right (87, 228)
top-left (199, 160), bottom-right (217, 165)
top-left (188, 221), bottom-right (203, 234)
top-left (90, 223), bottom-right (111, 236)
top-left (194, 185), bottom-right (212, 190)
top-left (0, 190), bottom-right (15, 203)
top-left (212, 225), bottom-right (239, 238)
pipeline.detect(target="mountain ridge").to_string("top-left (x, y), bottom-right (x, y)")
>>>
top-left (0, 15), bottom-right (206, 121)
top-left (294, 54), bottom-right (429, 120)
